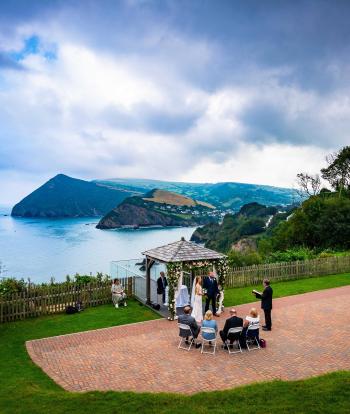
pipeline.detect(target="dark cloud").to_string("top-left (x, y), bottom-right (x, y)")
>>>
top-left (101, 104), bottom-right (199, 134)
top-left (0, 0), bottom-right (350, 194)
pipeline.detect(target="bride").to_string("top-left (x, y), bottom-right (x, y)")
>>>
top-left (191, 276), bottom-right (203, 323)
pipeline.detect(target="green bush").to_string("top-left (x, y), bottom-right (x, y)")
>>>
top-left (0, 273), bottom-right (110, 296)
top-left (264, 247), bottom-right (317, 263)
top-left (228, 250), bottom-right (263, 267)
top-left (0, 278), bottom-right (27, 295)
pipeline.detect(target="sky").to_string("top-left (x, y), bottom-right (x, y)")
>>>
top-left (1, 0), bottom-right (350, 205)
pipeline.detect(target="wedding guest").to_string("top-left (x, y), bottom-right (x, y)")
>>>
top-left (111, 278), bottom-right (127, 308)
top-left (202, 310), bottom-right (218, 342)
top-left (178, 306), bottom-right (201, 348)
top-left (252, 278), bottom-right (273, 331)
top-left (243, 307), bottom-right (260, 328)
top-left (219, 308), bottom-right (243, 348)
top-left (241, 307), bottom-right (260, 347)
top-left (157, 271), bottom-right (168, 304)
top-left (203, 271), bottom-right (220, 316)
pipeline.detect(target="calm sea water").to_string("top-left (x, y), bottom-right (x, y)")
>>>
top-left (0, 205), bottom-right (196, 283)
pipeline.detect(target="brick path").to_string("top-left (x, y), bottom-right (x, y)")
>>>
top-left (26, 286), bottom-right (350, 394)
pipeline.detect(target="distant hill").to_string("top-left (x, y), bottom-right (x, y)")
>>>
top-left (96, 189), bottom-right (215, 229)
top-left (11, 174), bottom-right (138, 218)
top-left (11, 174), bottom-right (297, 219)
top-left (95, 178), bottom-right (296, 210)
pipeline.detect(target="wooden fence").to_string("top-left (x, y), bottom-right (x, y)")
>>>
top-left (1, 256), bottom-right (350, 323)
top-left (0, 278), bottom-right (133, 323)
top-left (225, 255), bottom-right (350, 288)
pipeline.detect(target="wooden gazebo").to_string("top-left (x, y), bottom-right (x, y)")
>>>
top-left (142, 237), bottom-right (228, 319)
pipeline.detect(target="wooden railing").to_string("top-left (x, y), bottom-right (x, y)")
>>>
top-left (225, 255), bottom-right (350, 288)
top-left (0, 278), bottom-right (133, 323)
top-left (1, 256), bottom-right (349, 323)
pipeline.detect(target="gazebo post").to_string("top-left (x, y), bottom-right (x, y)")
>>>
top-left (145, 256), bottom-right (154, 304)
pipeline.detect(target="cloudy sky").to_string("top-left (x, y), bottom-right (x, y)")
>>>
top-left (1, 0), bottom-right (350, 204)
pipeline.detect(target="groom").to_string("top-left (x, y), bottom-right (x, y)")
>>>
top-left (203, 271), bottom-right (220, 316)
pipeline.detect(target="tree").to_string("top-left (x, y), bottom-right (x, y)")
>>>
top-left (321, 146), bottom-right (350, 194)
top-left (296, 173), bottom-right (321, 197)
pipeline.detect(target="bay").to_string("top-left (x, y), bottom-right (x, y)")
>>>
top-left (0, 206), bottom-right (196, 283)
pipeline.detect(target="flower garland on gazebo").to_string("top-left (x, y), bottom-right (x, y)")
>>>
top-left (166, 262), bottom-right (183, 320)
top-left (166, 257), bottom-right (229, 320)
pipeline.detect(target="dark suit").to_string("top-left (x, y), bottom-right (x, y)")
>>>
top-left (157, 276), bottom-right (168, 303)
top-left (219, 315), bottom-right (243, 344)
top-left (255, 285), bottom-right (273, 329)
top-left (203, 276), bottom-right (220, 315)
top-left (178, 313), bottom-right (200, 339)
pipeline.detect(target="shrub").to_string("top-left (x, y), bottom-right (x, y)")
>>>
top-left (228, 251), bottom-right (263, 267)
top-left (265, 247), bottom-right (317, 263)
top-left (0, 278), bottom-right (27, 296)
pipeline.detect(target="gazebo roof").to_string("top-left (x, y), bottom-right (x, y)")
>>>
top-left (142, 238), bottom-right (226, 263)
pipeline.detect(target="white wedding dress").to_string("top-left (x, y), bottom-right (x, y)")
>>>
top-left (191, 284), bottom-right (203, 323)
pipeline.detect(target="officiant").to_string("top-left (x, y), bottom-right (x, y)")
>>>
top-left (203, 271), bottom-right (220, 316)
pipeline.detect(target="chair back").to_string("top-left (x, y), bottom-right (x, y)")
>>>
top-left (201, 327), bottom-right (216, 334)
top-left (178, 323), bottom-right (193, 335)
top-left (201, 327), bottom-right (216, 339)
top-left (247, 323), bottom-right (260, 331)
top-left (228, 326), bottom-right (243, 335)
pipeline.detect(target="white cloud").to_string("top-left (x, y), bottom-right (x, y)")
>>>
top-left (1, 2), bottom-right (350, 205)
top-left (182, 143), bottom-right (327, 188)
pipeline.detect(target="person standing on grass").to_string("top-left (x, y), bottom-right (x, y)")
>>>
top-left (252, 279), bottom-right (273, 331)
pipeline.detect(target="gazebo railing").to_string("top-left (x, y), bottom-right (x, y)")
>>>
top-left (110, 259), bottom-right (166, 304)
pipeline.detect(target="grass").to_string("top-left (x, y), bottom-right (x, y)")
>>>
top-left (0, 277), bottom-right (350, 413)
top-left (224, 273), bottom-right (350, 307)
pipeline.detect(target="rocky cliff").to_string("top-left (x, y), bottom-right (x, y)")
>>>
top-left (96, 189), bottom-right (214, 229)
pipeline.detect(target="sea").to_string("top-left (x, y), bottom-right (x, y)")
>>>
top-left (0, 205), bottom-right (196, 283)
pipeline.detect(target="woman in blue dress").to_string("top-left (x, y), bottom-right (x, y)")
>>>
top-left (201, 310), bottom-right (218, 342)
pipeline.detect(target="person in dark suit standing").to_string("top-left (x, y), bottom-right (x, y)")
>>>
top-left (203, 271), bottom-right (220, 316)
top-left (219, 308), bottom-right (243, 348)
top-left (252, 278), bottom-right (273, 331)
top-left (157, 271), bottom-right (168, 304)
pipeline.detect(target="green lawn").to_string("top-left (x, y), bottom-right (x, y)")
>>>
top-left (0, 277), bottom-right (350, 413)
top-left (224, 273), bottom-right (350, 307)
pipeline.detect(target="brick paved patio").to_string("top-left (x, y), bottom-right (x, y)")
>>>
top-left (26, 286), bottom-right (350, 394)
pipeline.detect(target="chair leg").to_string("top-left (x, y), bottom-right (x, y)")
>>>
top-left (201, 339), bottom-right (216, 355)
top-left (228, 339), bottom-right (242, 354)
top-left (246, 337), bottom-right (260, 351)
top-left (178, 337), bottom-right (194, 351)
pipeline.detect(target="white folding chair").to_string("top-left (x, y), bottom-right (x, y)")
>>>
top-left (178, 323), bottom-right (194, 351)
top-left (226, 327), bottom-right (243, 354)
top-left (246, 324), bottom-right (260, 351)
top-left (201, 327), bottom-right (217, 355)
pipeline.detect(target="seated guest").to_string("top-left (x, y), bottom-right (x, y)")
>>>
top-left (178, 306), bottom-right (201, 348)
top-left (202, 310), bottom-right (218, 342)
top-left (219, 308), bottom-right (243, 349)
top-left (111, 278), bottom-right (127, 308)
top-left (244, 307), bottom-right (260, 328)
top-left (241, 307), bottom-right (260, 347)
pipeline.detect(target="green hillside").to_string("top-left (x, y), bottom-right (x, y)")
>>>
top-left (95, 178), bottom-right (296, 210)
top-left (96, 189), bottom-right (216, 229)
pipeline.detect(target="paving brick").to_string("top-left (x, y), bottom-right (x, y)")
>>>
top-left (26, 286), bottom-right (350, 394)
